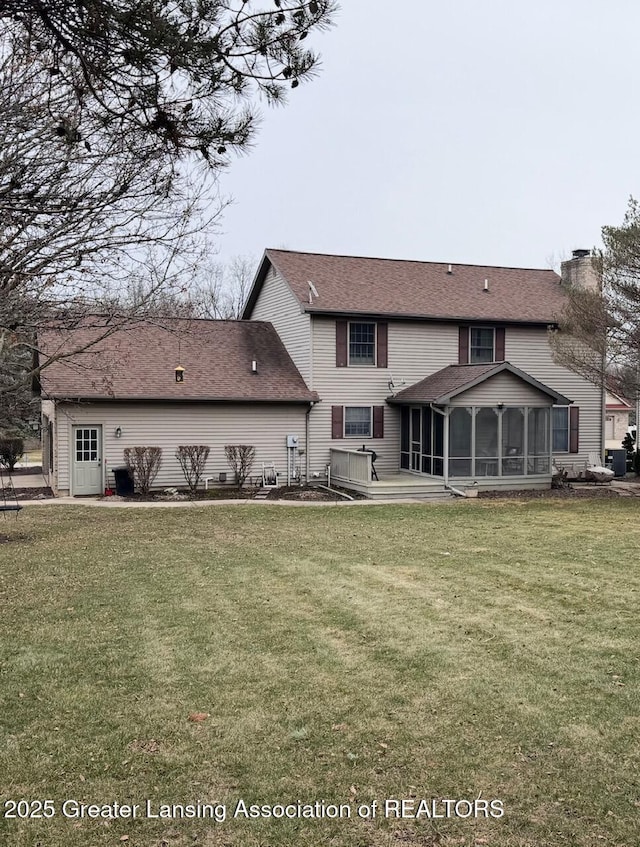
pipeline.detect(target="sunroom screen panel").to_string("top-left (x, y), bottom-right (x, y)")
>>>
top-left (528, 407), bottom-right (550, 474)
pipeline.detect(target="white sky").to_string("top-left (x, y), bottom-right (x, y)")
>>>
top-left (215, 0), bottom-right (640, 272)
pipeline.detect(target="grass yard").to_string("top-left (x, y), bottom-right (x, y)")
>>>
top-left (0, 499), bottom-right (639, 847)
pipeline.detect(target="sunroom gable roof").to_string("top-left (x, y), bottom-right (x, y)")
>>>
top-left (387, 362), bottom-right (572, 406)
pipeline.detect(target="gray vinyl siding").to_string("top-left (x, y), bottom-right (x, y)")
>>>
top-left (451, 372), bottom-right (551, 406)
top-left (307, 319), bottom-right (602, 477)
top-left (505, 327), bottom-right (602, 466)
top-left (249, 266), bottom-right (312, 384)
top-left (53, 402), bottom-right (307, 495)
top-left (308, 318), bottom-right (459, 476)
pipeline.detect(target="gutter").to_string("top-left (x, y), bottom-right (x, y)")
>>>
top-left (301, 308), bottom-right (559, 328)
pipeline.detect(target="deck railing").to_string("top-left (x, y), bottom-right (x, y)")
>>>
top-left (330, 448), bottom-right (372, 484)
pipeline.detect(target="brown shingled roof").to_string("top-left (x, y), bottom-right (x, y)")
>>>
top-left (248, 249), bottom-right (567, 324)
top-left (388, 363), bottom-right (572, 405)
top-left (38, 318), bottom-right (316, 403)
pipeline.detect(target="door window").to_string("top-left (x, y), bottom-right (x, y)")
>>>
top-left (76, 428), bottom-right (99, 462)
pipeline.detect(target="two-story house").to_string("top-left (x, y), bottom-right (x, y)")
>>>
top-left (37, 249), bottom-right (603, 498)
top-left (243, 248), bottom-right (603, 496)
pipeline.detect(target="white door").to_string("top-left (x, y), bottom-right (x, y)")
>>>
top-left (605, 416), bottom-right (615, 441)
top-left (72, 426), bottom-right (103, 495)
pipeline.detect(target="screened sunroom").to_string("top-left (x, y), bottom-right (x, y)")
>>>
top-left (389, 363), bottom-right (572, 488)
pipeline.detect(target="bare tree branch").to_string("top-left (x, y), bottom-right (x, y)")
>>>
top-left (551, 198), bottom-right (640, 403)
top-left (1, 1), bottom-right (336, 169)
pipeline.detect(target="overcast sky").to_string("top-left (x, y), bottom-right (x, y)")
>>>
top-left (214, 0), bottom-right (639, 272)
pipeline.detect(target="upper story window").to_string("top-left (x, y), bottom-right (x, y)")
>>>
top-left (469, 327), bottom-right (495, 363)
top-left (459, 325), bottom-right (505, 364)
top-left (336, 320), bottom-right (388, 368)
top-left (349, 322), bottom-right (376, 365)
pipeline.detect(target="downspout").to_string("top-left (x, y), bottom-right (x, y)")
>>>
top-left (305, 401), bottom-right (316, 483)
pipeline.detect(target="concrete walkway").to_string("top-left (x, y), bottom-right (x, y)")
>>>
top-left (4, 471), bottom-right (49, 489)
top-left (6, 470), bottom-right (640, 508)
top-left (610, 480), bottom-right (640, 497)
top-left (13, 494), bottom-right (453, 508)
top-left (3, 468), bottom-right (455, 507)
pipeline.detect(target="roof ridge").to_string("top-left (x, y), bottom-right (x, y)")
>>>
top-left (266, 247), bottom-right (556, 274)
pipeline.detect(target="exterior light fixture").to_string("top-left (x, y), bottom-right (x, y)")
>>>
top-left (175, 365), bottom-right (185, 383)
top-left (115, 427), bottom-right (122, 438)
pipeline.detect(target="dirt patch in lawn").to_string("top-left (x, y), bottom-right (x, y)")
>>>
top-left (106, 484), bottom-right (364, 503)
top-left (266, 484), bottom-right (365, 501)
top-left (479, 484), bottom-right (619, 500)
top-left (7, 487), bottom-right (54, 500)
top-left (0, 533), bottom-right (33, 543)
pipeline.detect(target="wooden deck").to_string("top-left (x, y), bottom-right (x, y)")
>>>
top-left (334, 472), bottom-right (455, 501)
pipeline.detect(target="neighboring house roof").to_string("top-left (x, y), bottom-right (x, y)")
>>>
top-left (38, 318), bottom-right (317, 403)
top-left (387, 362), bottom-right (572, 406)
top-left (244, 249), bottom-right (567, 324)
top-left (605, 390), bottom-right (632, 411)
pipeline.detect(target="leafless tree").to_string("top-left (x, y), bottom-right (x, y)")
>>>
top-left (119, 254), bottom-right (256, 319)
top-left (176, 445), bottom-right (211, 493)
top-left (192, 255), bottom-right (256, 319)
top-left (0, 2), bottom-right (336, 429)
top-left (124, 446), bottom-right (163, 495)
top-left (551, 199), bottom-right (640, 401)
top-left (225, 444), bottom-right (256, 489)
top-left (0, 35), bottom-right (219, 430)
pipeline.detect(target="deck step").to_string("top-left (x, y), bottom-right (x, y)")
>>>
top-left (365, 488), bottom-right (455, 501)
top-left (331, 473), bottom-right (460, 501)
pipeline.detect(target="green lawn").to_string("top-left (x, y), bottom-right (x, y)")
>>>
top-left (0, 500), bottom-right (638, 846)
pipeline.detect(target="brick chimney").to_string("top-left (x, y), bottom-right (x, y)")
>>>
top-left (560, 249), bottom-right (601, 291)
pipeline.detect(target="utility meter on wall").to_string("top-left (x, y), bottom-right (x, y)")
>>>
top-left (286, 434), bottom-right (299, 448)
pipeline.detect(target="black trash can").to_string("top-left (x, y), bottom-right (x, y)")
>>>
top-left (607, 449), bottom-right (627, 478)
top-left (113, 466), bottom-right (134, 496)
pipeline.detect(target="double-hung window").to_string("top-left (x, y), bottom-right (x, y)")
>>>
top-left (344, 406), bottom-right (372, 437)
top-left (349, 322), bottom-right (376, 365)
top-left (469, 327), bottom-right (495, 363)
top-left (336, 320), bottom-right (387, 368)
top-left (332, 405), bottom-right (384, 439)
top-left (459, 325), bottom-right (505, 364)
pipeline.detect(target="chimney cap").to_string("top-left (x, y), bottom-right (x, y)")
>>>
top-left (572, 248), bottom-right (590, 259)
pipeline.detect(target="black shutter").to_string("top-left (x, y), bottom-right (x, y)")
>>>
top-left (373, 406), bottom-right (384, 439)
top-left (569, 407), bottom-right (579, 453)
top-left (336, 320), bottom-right (348, 367)
top-left (458, 325), bottom-right (469, 364)
top-left (331, 406), bottom-right (344, 439)
top-left (495, 327), bottom-right (505, 361)
top-left (376, 322), bottom-right (388, 368)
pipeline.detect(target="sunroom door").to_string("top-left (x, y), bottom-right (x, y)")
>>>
top-left (410, 407), bottom-right (422, 471)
